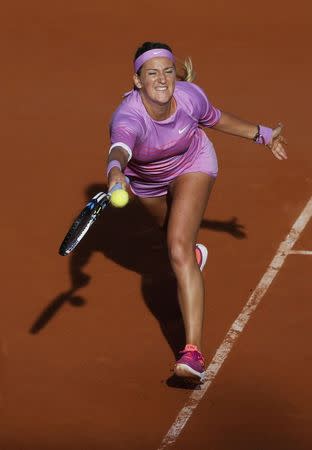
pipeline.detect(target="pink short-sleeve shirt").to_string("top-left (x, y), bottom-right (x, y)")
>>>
top-left (109, 81), bottom-right (221, 196)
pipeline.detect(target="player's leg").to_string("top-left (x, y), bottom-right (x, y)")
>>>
top-left (166, 172), bottom-right (215, 350)
top-left (137, 195), bottom-right (169, 229)
top-left (137, 173), bottom-right (215, 381)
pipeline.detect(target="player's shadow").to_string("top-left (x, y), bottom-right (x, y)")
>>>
top-left (30, 183), bottom-right (246, 386)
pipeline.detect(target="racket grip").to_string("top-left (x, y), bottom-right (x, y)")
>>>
top-left (110, 177), bottom-right (129, 193)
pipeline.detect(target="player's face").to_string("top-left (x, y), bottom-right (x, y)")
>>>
top-left (134, 57), bottom-right (176, 106)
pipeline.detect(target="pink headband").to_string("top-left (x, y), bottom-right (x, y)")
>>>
top-left (134, 49), bottom-right (175, 73)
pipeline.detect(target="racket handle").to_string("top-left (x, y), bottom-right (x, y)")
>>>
top-left (110, 177), bottom-right (129, 193)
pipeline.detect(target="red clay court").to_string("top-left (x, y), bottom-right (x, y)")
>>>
top-left (1, 1), bottom-right (312, 449)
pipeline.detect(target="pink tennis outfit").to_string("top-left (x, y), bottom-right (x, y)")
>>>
top-left (109, 81), bottom-right (221, 197)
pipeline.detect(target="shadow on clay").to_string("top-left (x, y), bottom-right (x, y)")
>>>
top-left (29, 183), bottom-right (247, 387)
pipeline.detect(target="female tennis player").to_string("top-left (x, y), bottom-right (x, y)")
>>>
top-left (106, 41), bottom-right (287, 383)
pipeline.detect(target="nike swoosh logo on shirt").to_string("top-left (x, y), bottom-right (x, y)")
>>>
top-left (178, 126), bottom-right (189, 134)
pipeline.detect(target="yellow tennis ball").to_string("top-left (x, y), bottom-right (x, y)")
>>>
top-left (110, 189), bottom-right (129, 208)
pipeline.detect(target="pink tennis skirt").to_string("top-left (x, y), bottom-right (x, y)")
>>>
top-left (127, 141), bottom-right (218, 198)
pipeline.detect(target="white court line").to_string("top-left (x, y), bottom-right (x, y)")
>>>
top-left (158, 195), bottom-right (312, 450)
top-left (289, 250), bottom-right (312, 255)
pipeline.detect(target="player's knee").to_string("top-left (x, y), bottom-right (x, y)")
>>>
top-left (167, 237), bottom-right (193, 271)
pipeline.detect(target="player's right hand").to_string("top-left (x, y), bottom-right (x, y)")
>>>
top-left (108, 167), bottom-right (128, 191)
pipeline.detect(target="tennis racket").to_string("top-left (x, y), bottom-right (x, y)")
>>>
top-left (59, 182), bottom-right (126, 256)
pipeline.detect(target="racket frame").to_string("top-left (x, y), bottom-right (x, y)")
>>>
top-left (58, 183), bottom-right (124, 256)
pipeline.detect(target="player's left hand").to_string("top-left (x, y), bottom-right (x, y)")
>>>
top-left (267, 123), bottom-right (288, 160)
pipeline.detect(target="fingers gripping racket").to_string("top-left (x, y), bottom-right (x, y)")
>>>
top-left (58, 182), bottom-right (126, 256)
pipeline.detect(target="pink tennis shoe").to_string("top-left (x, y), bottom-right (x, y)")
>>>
top-left (195, 243), bottom-right (208, 271)
top-left (174, 344), bottom-right (205, 382)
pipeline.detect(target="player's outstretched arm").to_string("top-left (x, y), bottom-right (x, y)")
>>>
top-left (212, 111), bottom-right (287, 160)
top-left (212, 111), bottom-right (258, 140)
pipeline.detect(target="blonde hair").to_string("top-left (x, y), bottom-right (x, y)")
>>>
top-left (176, 56), bottom-right (196, 82)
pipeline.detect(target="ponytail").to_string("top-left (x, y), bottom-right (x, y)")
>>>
top-left (176, 56), bottom-right (196, 82)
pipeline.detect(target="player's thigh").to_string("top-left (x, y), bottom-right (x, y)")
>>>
top-left (167, 172), bottom-right (215, 246)
top-left (137, 194), bottom-right (169, 229)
